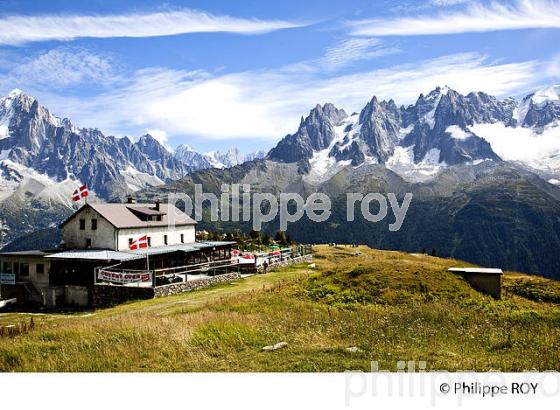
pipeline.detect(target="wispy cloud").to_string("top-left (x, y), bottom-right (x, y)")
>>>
top-left (0, 47), bottom-right (118, 89)
top-left (0, 8), bottom-right (304, 46)
top-left (320, 38), bottom-right (400, 71)
top-left (33, 52), bottom-right (545, 143)
top-left (430, 0), bottom-right (470, 6)
top-left (349, 0), bottom-right (560, 36)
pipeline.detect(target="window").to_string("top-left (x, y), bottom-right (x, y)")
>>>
top-left (36, 263), bottom-right (45, 274)
top-left (13, 262), bottom-right (20, 275)
top-left (79, 219), bottom-right (86, 230)
top-left (164, 235), bottom-right (168, 245)
top-left (180, 234), bottom-right (184, 243)
top-left (2, 261), bottom-right (12, 273)
top-left (20, 263), bottom-right (29, 277)
top-left (91, 219), bottom-right (97, 230)
top-left (86, 238), bottom-right (92, 248)
top-left (147, 237), bottom-right (152, 247)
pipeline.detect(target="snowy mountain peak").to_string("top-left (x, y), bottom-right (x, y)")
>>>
top-left (7, 88), bottom-right (24, 98)
top-left (516, 85), bottom-right (560, 128)
top-left (2, 88), bottom-right (35, 108)
top-left (528, 85), bottom-right (560, 105)
top-left (203, 147), bottom-right (257, 169)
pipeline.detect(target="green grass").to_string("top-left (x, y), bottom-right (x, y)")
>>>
top-left (0, 245), bottom-right (559, 372)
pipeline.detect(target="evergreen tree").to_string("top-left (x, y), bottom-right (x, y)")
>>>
top-left (262, 233), bottom-right (271, 246)
top-left (249, 229), bottom-right (260, 240)
top-left (285, 233), bottom-right (293, 245)
top-left (274, 230), bottom-right (287, 245)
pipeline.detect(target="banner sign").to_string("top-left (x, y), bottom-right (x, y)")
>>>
top-left (0, 273), bottom-right (16, 285)
top-left (97, 269), bottom-right (151, 284)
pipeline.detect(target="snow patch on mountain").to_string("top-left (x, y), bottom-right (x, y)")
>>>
top-left (0, 125), bottom-right (8, 140)
top-left (121, 166), bottom-right (164, 192)
top-left (304, 115), bottom-right (359, 184)
top-left (421, 87), bottom-right (449, 129)
top-left (386, 146), bottom-right (444, 182)
top-left (0, 158), bottom-right (81, 206)
top-left (398, 124), bottom-right (414, 140)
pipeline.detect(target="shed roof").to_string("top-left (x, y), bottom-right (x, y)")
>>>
top-left (448, 267), bottom-right (503, 275)
top-left (60, 202), bottom-right (196, 229)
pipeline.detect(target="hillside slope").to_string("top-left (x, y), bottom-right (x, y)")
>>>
top-left (138, 160), bottom-right (560, 279)
top-left (0, 245), bottom-right (558, 372)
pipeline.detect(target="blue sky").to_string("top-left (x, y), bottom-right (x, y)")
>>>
top-left (0, 0), bottom-right (559, 154)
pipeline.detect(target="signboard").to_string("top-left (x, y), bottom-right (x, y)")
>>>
top-left (97, 269), bottom-right (151, 284)
top-left (0, 273), bottom-right (16, 285)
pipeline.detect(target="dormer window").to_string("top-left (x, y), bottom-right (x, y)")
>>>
top-left (127, 206), bottom-right (166, 222)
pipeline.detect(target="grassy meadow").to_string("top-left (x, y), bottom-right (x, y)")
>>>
top-left (0, 245), bottom-right (559, 372)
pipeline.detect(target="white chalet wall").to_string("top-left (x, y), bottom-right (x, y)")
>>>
top-left (61, 207), bottom-right (117, 250)
top-left (116, 225), bottom-right (195, 251)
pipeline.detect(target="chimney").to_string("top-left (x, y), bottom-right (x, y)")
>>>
top-left (127, 196), bottom-right (136, 204)
top-left (155, 200), bottom-right (160, 211)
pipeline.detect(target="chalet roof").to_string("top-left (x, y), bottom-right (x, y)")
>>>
top-left (60, 202), bottom-right (197, 229)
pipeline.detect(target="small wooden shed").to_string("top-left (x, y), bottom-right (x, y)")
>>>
top-left (448, 267), bottom-right (503, 299)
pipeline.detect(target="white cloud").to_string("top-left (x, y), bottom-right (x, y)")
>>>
top-left (430, 0), bottom-right (470, 6)
top-left (349, 0), bottom-right (560, 36)
top-left (446, 125), bottom-right (471, 140)
top-left (320, 38), bottom-right (400, 71)
top-left (471, 122), bottom-right (560, 164)
top-left (34, 52), bottom-right (545, 143)
top-left (2, 48), bottom-right (118, 89)
top-left (0, 8), bottom-right (304, 46)
top-left (146, 129), bottom-right (170, 148)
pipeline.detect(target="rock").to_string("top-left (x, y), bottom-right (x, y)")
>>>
top-left (346, 346), bottom-right (361, 353)
top-left (262, 342), bottom-right (288, 351)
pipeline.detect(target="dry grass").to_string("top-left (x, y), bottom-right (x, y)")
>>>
top-left (0, 245), bottom-right (559, 372)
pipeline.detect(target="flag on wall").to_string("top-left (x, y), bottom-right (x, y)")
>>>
top-left (72, 184), bottom-right (89, 202)
top-left (130, 235), bottom-right (148, 250)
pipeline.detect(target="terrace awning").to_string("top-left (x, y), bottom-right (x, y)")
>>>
top-left (45, 250), bottom-right (143, 262)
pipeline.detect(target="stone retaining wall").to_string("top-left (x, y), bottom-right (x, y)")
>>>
top-left (93, 285), bottom-right (154, 308)
top-left (262, 255), bottom-right (313, 272)
top-left (154, 272), bottom-right (241, 298)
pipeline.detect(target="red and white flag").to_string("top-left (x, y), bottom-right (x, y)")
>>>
top-left (130, 235), bottom-right (149, 250)
top-left (72, 184), bottom-right (88, 202)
